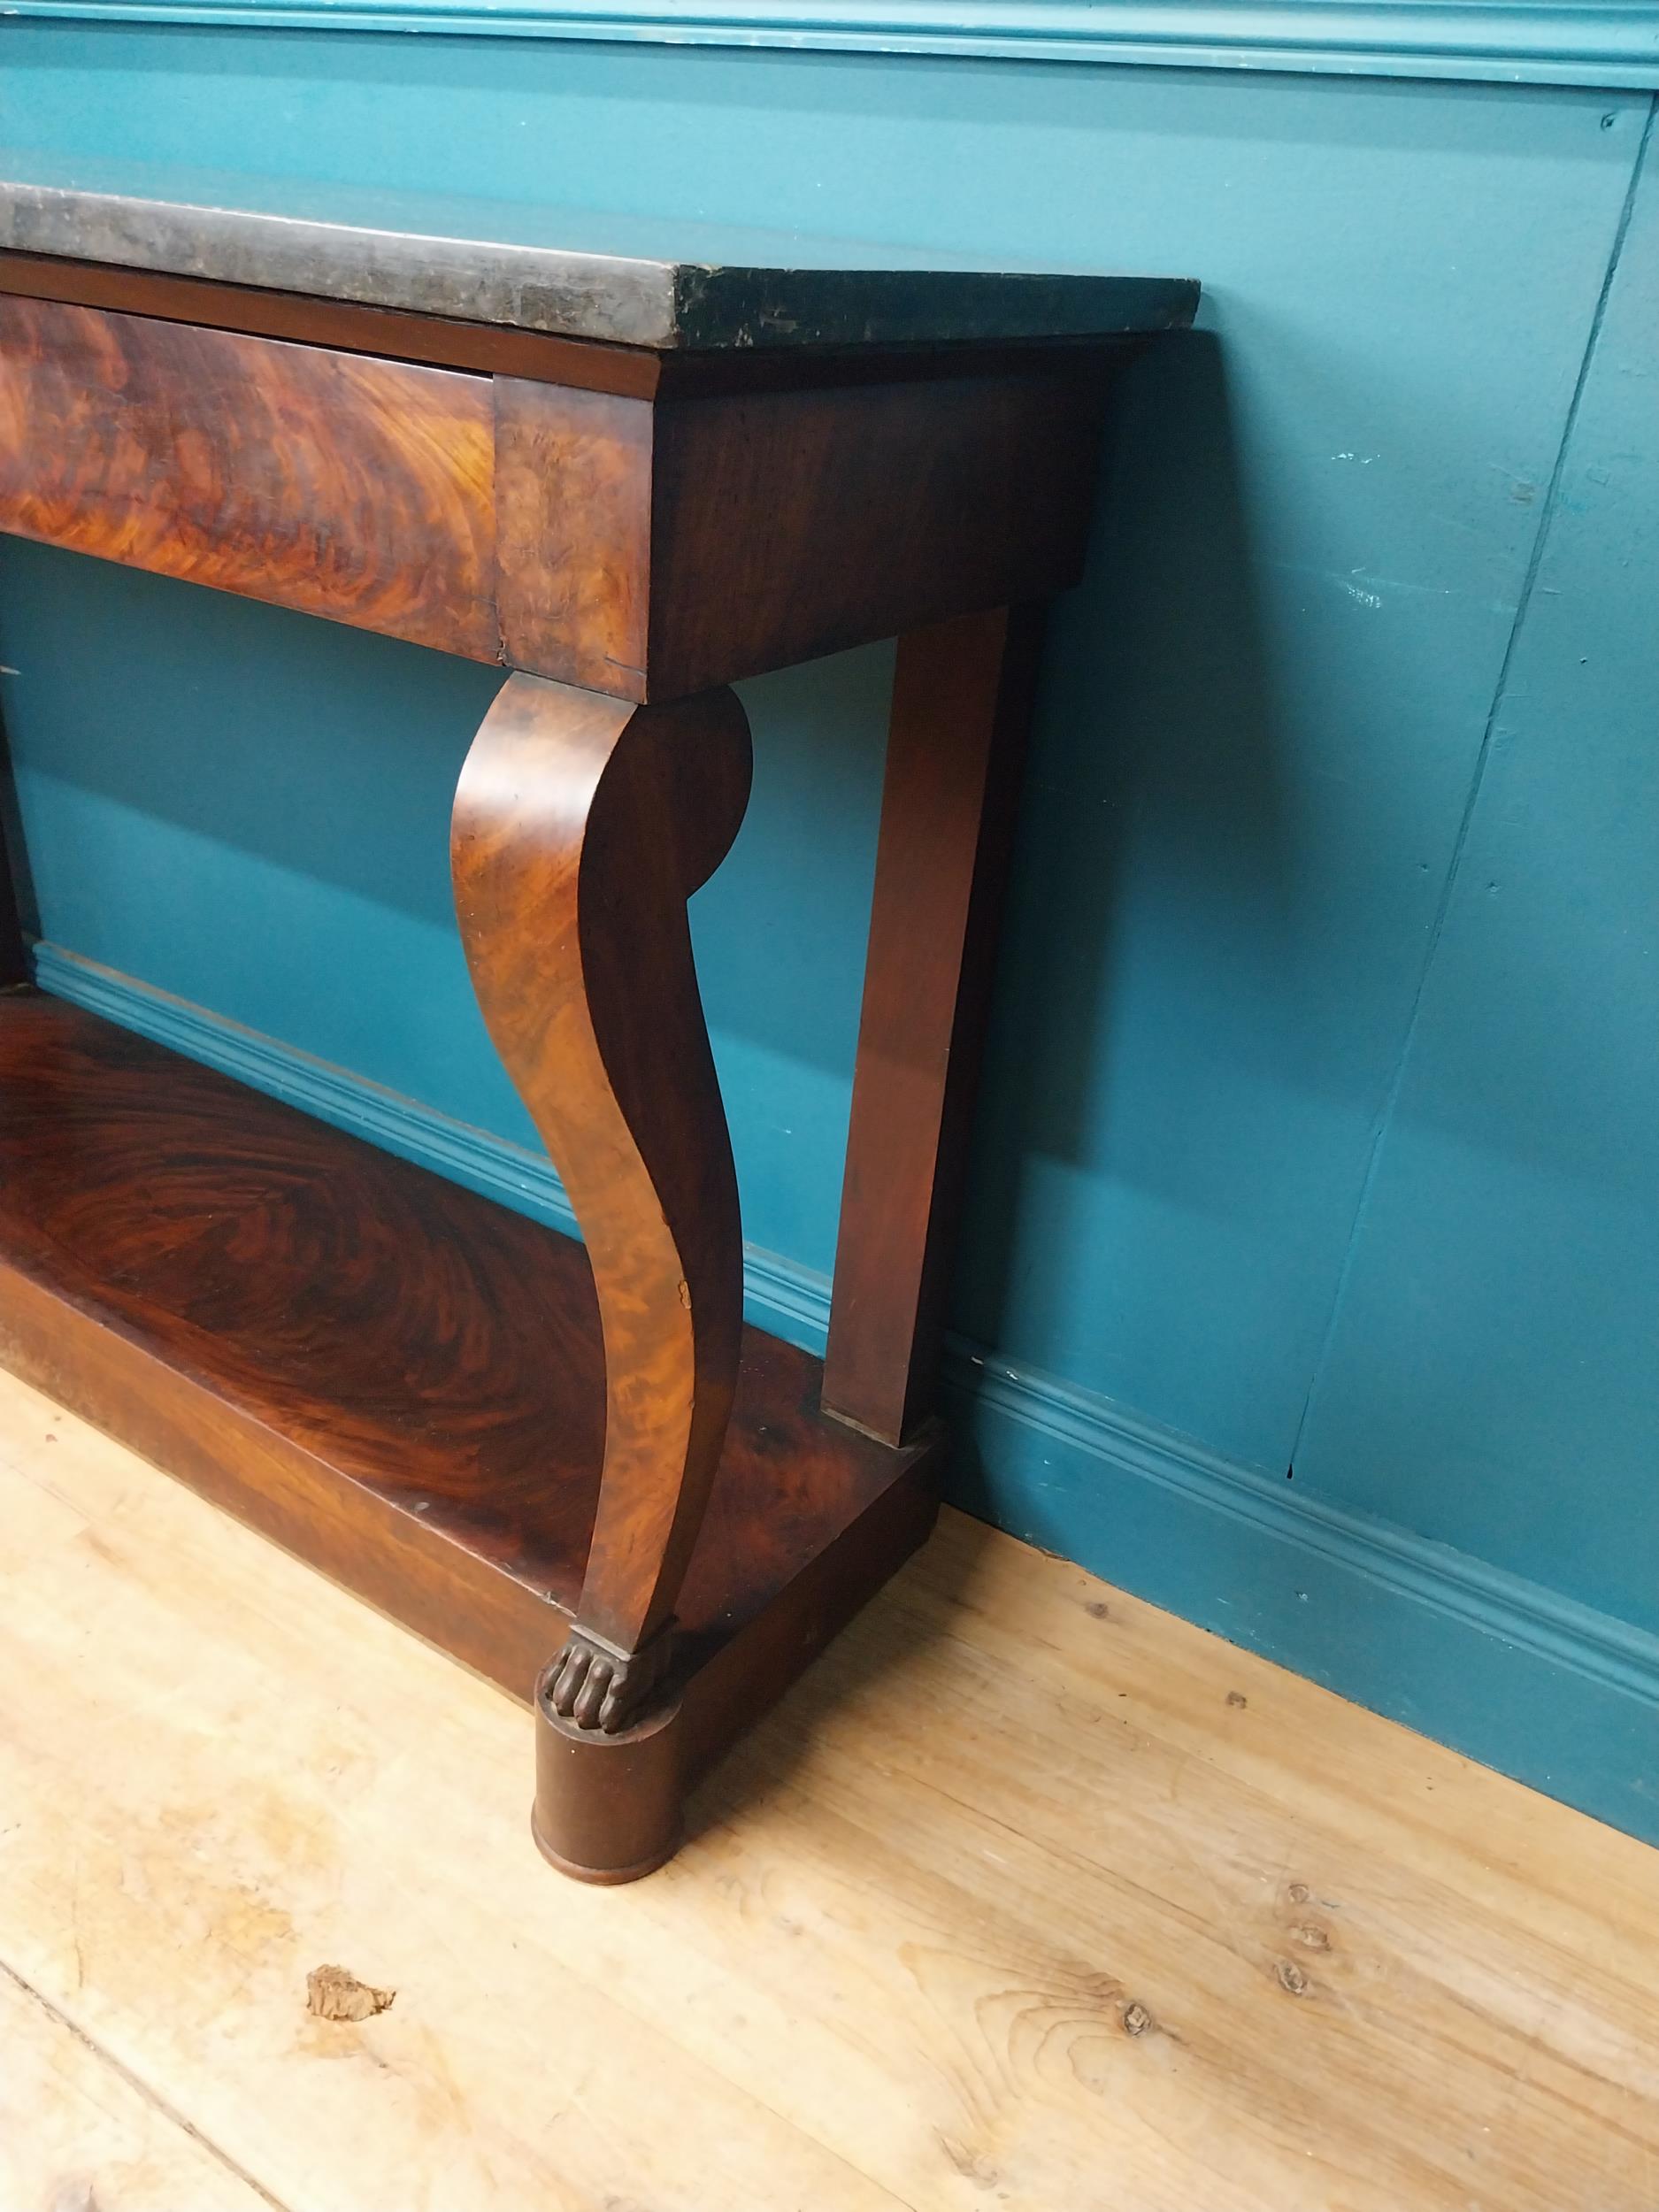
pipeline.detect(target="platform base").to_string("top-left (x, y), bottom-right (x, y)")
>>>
top-left (0, 990), bottom-right (941, 1877)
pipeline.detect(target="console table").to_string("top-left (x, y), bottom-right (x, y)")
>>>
top-left (0, 157), bottom-right (1196, 1881)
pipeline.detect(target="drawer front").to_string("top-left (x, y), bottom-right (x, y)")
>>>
top-left (0, 295), bottom-right (499, 661)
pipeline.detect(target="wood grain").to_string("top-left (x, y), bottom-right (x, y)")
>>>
top-left (0, 282), bottom-right (1128, 703)
top-left (492, 369), bottom-right (1110, 702)
top-left (825, 607), bottom-right (1043, 1444)
top-left (0, 991), bottom-right (929, 1731)
top-left (493, 382), bottom-right (654, 697)
top-left (2, 1370), bottom-right (1655, 2211)
top-left (0, 1962), bottom-right (278, 2212)
top-left (453, 674), bottom-right (753, 1724)
top-left (645, 366), bottom-right (1111, 698)
top-left (0, 294), bottom-right (498, 658)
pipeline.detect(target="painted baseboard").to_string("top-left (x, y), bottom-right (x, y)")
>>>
top-left (30, 941), bottom-right (1659, 1844)
top-left (957, 1351), bottom-right (1659, 1844)
top-left (7, 0), bottom-right (1657, 88)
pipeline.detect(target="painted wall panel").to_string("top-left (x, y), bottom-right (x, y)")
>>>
top-left (1293, 127), bottom-right (1659, 1633)
top-left (0, 27), bottom-right (1654, 1832)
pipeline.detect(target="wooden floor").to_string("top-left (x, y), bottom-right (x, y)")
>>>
top-left (2, 1365), bottom-right (1655, 2212)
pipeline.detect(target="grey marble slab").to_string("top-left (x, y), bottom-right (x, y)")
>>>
top-left (0, 150), bottom-right (1199, 351)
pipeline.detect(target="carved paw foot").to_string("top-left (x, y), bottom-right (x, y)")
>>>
top-left (544, 1624), bottom-right (676, 1733)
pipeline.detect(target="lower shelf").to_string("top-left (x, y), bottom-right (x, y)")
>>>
top-left (0, 988), bottom-right (938, 1798)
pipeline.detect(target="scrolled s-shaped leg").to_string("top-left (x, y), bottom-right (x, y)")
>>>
top-left (452, 672), bottom-right (752, 1752)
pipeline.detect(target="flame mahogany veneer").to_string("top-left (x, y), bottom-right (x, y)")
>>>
top-left (0, 996), bottom-right (935, 1789)
top-left (0, 202), bottom-right (1195, 1878)
top-left (0, 286), bottom-right (1119, 699)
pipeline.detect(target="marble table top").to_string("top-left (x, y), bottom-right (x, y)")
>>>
top-left (0, 150), bottom-right (1199, 352)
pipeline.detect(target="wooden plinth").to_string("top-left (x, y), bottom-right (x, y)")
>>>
top-left (0, 991), bottom-right (939, 1870)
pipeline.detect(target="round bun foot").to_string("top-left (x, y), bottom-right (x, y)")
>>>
top-left (529, 1810), bottom-right (682, 1886)
top-left (531, 1660), bottom-right (684, 1885)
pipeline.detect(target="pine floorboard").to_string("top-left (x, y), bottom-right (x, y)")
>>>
top-left (1, 1363), bottom-right (1654, 2212)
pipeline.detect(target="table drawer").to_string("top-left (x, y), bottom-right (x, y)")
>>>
top-left (0, 295), bottom-right (498, 661)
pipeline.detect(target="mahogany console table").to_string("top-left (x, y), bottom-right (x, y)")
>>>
top-left (0, 158), bottom-right (1196, 1880)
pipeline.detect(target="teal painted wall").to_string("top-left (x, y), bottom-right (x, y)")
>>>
top-left (2, 27), bottom-right (1655, 1838)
